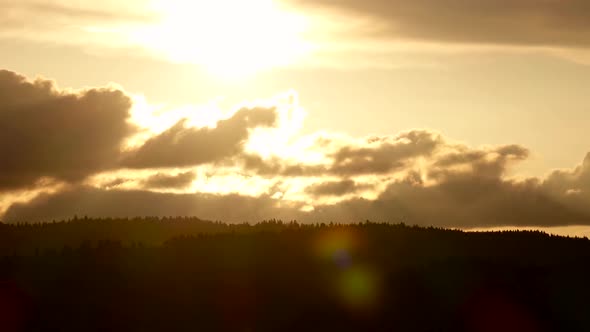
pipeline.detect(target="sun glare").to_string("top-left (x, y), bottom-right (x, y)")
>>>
top-left (133, 0), bottom-right (313, 79)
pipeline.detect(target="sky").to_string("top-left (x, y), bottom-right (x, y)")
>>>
top-left (1, 0), bottom-right (590, 234)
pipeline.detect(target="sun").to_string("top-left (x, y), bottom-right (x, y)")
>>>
top-left (132, 0), bottom-right (313, 79)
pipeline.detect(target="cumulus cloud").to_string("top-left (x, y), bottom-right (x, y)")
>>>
top-left (0, 70), bottom-right (278, 192)
top-left (541, 153), bottom-right (590, 212)
top-left (315, 149), bottom-right (590, 227)
top-left (5, 148), bottom-right (590, 228)
top-left (300, 150), bottom-right (590, 228)
top-left (141, 171), bottom-right (196, 189)
top-left (240, 131), bottom-right (527, 183)
top-left (123, 107), bottom-right (278, 168)
top-left (241, 130), bottom-right (443, 177)
top-left (0, 70), bottom-right (136, 190)
top-left (5, 161), bottom-right (590, 227)
top-left (330, 130), bottom-right (442, 175)
top-left (1, 69), bottom-right (590, 228)
top-left (292, 0), bottom-right (590, 47)
top-left (429, 144), bottom-right (530, 181)
top-left (544, 153), bottom-right (590, 194)
top-left (233, 129), bottom-right (590, 227)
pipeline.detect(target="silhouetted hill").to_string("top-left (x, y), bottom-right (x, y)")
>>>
top-left (1, 219), bottom-right (589, 331)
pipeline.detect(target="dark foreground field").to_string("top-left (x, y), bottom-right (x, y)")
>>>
top-left (1, 218), bottom-right (590, 331)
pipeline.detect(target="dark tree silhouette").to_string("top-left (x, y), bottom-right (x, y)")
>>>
top-left (0, 218), bottom-right (589, 331)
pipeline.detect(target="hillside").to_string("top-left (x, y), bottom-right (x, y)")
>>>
top-left (1, 219), bottom-right (589, 331)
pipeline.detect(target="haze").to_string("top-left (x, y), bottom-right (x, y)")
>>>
top-left (1, 0), bottom-right (590, 235)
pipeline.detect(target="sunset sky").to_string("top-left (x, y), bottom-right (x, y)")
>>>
top-left (1, 0), bottom-right (590, 234)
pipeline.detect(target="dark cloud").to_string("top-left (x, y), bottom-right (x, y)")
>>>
top-left (1, 69), bottom-right (588, 228)
top-left (141, 171), bottom-right (196, 189)
top-left (1, 187), bottom-right (294, 224)
top-left (123, 107), bottom-right (278, 169)
top-left (330, 130), bottom-right (442, 175)
top-left (292, 0), bottom-right (590, 47)
top-left (310, 153), bottom-right (590, 227)
top-left (309, 177), bottom-right (590, 228)
top-left (102, 178), bottom-right (130, 189)
top-left (240, 154), bottom-right (324, 177)
top-left (242, 133), bottom-right (528, 187)
top-left (5, 151), bottom-right (590, 228)
top-left (429, 144), bottom-right (530, 181)
top-left (305, 179), bottom-right (373, 197)
top-left (241, 130), bottom-right (442, 177)
top-left (0, 70), bottom-right (136, 190)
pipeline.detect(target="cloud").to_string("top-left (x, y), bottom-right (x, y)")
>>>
top-left (0, 1), bottom-right (151, 23)
top-left (1, 69), bottom-right (589, 228)
top-left (305, 180), bottom-right (373, 197)
top-left (233, 131), bottom-right (589, 227)
top-left (429, 144), bottom-right (530, 181)
top-left (123, 107), bottom-right (278, 168)
top-left (0, 0), bottom-right (154, 29)
top-left (330, 130), bottom-right (442, 175)
top-left (544, 153), bottom-right (590, 194)
top-left (241, 130), bottom-right (443, 177)
top-left (0, 70), bottom-right (136, 190)
top-left (292, 0), bottom-right (590, 47)
top-left (0, 0), bottom-right (155, 52)
top-left (6, 150), bottom-right (590, 228)
top-left (240, 131), bottom-right (527, 183)
top-left (1, 186), bottom-right (295, 224)
top-left (5, 172), bottom-right (590, 229)
top-left (541, 152), bottom-right (590, 212)
top-left (308, 178), bottom-right (590, 228)
top-left (141, 171), bottom-right (196, 189)
top-left (308, 151), bottom-right (590, 227)
top-left (0, 70), bottom-right (283, 193)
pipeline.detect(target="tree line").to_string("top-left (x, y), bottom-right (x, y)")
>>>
top-left (1, 218), bottom-right (589, 331)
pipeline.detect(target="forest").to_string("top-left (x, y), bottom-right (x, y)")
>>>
top-left (1, 218), bottom-right (590, 331)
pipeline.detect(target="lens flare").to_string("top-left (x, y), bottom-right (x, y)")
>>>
top-left (315, 229), bottom-right (359, 268)
top-left (314, 229), bottom-right (381, 310)
top-left (339, 266), bottom-right (379, 309)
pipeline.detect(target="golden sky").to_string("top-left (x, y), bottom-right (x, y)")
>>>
top-left (1, 0), bottom-right (590, 233)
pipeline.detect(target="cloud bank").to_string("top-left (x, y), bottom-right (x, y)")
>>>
top-left (5, 154), bottom-right (590, 227)
top-left (1, 69), bottom-right (590, 228)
